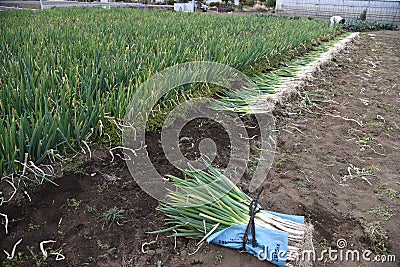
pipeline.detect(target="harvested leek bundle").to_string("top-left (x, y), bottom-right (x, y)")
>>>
top-left (214, 33), bottom-right (352, 114)
top-left (152, 165), bottom-right (313, 267)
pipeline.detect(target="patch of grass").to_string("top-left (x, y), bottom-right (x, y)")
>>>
top-left (274, 155), bottom-right (294, 169)
top-left (382, 104), bottom-right (392, 112)
top-left (368, 205), bottom-right (395, 221)
top-left (2, 251), bottom-right (28, 267)
top-left (275, 159), bottom-right (284, 168)
top-left (320, 155), bottom-right (329, 162)
top-left (95, 242), bottom-right (117, 256)
top-left (356, 133), bottom-right (374, 150)
top-left (200, 246), bottom-right (212, 253)
top-left (97, 183), bottom-right (109, 193)
top-left (121, 179), bottom-right (134, 189)
top-left (214, 251), bottom-right (224, 265)
top-left (106, 247), bottom-right (117, 255)
top-left (97, 240), bottom-right (110, 250)
top-left (28, 222), bottom-right (40, 230)
top-left (246, 157), bottom-right (259, 173)
top-left (86, 204), bottom-right (97, 213)
top-left (373, 186), bottom-right (400, 199)
top-left (67, 198), bottom-right (81, 211)
top-left (62, 161), bottom-right (88, 176)
top-left (26, 245), bottom-right (53, 267)
top-left (348, 199), bottom-right (357, 206)
top-left (294, 181), bottom-right (312, 189)
top-left (102, 207), bottom-right (125, 224)
top-left (319, 81), bottom-right (334, 88)
top-left (366, 120), bottom-right (389, 132)
top-left (157, 138), bottom-right (163, 148)
top-left (363, 221), bottom-right (389, 254)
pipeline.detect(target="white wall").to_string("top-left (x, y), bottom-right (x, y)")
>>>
top-left (174, 2), bottom-right (194, 11)
top-left (276, 0), bottom-right (400, 24)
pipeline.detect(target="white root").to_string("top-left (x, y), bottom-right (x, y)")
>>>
top-left (173, 230), bottom-right (177, 250)
top-left (82, 140), bottom-right (92, 159)
top-left (40, 240), bottom-right (56, 258)
top-left (14, 160), bottom-right (54, 185)
top-left (3, 239), bottom-right (22, 259)
top-left (0, 178), bottom-right (18, 205)
top-left (0, 213), bottom-right (9, 234)
top-left (109, 146), bottom-right (144, 161)
top-left (188, 242), bottom-right (203, 256)
top-left (327, 114), bottom-right (363, 127)
top-left (376, 114), bottom-right (385, 122)
top-left (197, 222), bottom-right (220, 246)
top-left (38, 240), bottom-right (65, 260)
top-left (21, 153), bottom-right (29, 176)
top-left (141, 240), bottom-right (156, 254)
top-left (52, 249), bottom-right (65, 261)
top-left (23, 186), bottom-right (32, 202)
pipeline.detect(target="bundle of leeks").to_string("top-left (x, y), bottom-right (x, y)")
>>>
top-left (151, 165), bottom-right (313, 266)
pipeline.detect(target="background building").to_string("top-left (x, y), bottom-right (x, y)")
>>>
top-left (276, 0), bottom-right (400, 24)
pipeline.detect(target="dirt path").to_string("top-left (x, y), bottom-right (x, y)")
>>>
top-left (266, 30), bottom-right (400, 266)
top-left (1, 30), bottom-right (399, 267)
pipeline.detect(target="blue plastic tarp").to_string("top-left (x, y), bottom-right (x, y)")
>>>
top-left (206, 210), bottom-right (304, 267)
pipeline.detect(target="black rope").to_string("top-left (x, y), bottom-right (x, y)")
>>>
top-left (242, 186), bottom-right (264, 251)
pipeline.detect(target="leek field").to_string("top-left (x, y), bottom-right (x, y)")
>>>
top-left (0, 9), bottom-right (340, 178)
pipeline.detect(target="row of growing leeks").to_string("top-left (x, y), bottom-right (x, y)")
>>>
top-left (0, 9), bottom-right (340, 178)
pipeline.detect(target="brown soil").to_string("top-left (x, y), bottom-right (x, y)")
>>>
top-left (1, 30), bottom-right (399, 267)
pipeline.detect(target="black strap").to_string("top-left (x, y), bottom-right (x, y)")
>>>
top-left (242, 186), bottom-right (264, 251)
